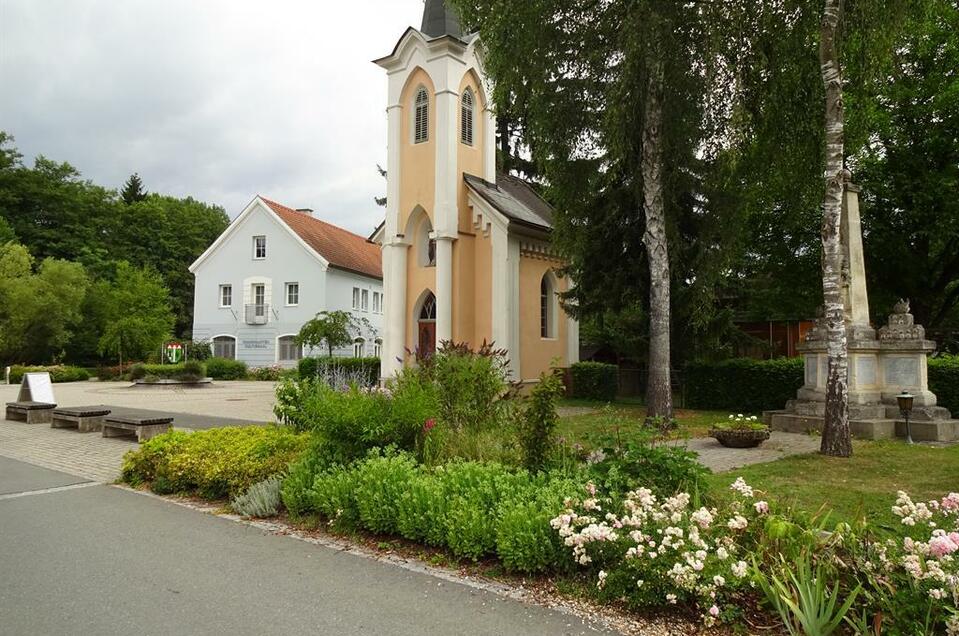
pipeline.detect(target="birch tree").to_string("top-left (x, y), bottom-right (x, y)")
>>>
top-left (818, 0), bottom-right (852, 456)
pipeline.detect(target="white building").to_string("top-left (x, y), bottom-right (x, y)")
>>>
top-left (189, 196), bottom-right (384, 367)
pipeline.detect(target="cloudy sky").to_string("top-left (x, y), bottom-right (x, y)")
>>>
top-left (0, 0), bottom-right (428, 236)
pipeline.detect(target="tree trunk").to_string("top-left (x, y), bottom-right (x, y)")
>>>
top-left (642, 54), bottom-right (673, 422)
top-left (819, 0), bottom-right (852, 457)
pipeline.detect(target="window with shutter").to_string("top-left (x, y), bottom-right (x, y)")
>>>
top-left (461, 88), bottom-right (474, 146)
top-left (414, 88), bottom-right (429, 144)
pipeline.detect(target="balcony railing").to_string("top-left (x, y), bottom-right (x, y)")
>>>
top-left (245, 303), bottom-right (269, 325)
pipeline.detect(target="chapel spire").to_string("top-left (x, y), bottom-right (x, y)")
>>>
top-left (421, 0), bottom-right (463, 39)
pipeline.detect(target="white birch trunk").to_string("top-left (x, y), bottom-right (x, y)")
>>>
top-left (819, 0), bottom-right (852, 457)
top-left (643, 54), bottom-right (673, 422)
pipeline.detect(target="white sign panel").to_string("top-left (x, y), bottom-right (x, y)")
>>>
top-left (18, 372), bottom-right (56, 405)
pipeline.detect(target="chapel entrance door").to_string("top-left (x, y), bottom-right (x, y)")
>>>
top-left (417, 292), bottom-right (437, 359)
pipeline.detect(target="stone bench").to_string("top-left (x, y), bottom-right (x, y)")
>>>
top-left (52, 407), bottom-right (112, 433)
top-left (102, 415), bottom-right (173, 443)
top-left (6, 401), bottom-right (57, 424)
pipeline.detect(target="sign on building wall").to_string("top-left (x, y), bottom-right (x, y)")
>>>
top-left (242, 340), bottom-right (271, 350)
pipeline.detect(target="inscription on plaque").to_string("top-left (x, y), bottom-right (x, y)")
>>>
top-left (884, 356), bottom-right (920, 388)
top-left (856, 356), bottom-right (878, 386)
top-left (805, 355), bottom-right (818, 386)
top-left (242, 339), bottom-right (271, 350)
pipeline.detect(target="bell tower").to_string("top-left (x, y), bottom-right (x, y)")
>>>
top-left (375, 0), bottom-right (496, 379)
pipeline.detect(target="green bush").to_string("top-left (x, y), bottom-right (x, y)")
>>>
top-left (250, 365), bottom-right (283, 381)
top-left (520, 368), bottom-right (564, 472)
top-left (298, 357), bottom-right (380, 386)
top-left (206, 357), bottom-right (249, 380)
top-left (570, 361), bottom-right (618, 401)
top-left (128, 362), bottom-right (208, 382)
top-left (929, 355), bottom-right (959, 414)
top-left (291, 451), bottom-right (586, 572)
top-left (685, 357), bottom-right (804, 412)
top-left (274, 378), bottom-right (434, 463)
top-left (121, 426), bottom-right (309, 499)
top-left (231, 476), bottom-right (283, 518)
top-left (8, 365), bottom-right (91, 384)
top-left (426, 342), bottom-right (513, 431)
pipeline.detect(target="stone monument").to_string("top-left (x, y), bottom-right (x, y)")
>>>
top-left (765, 183), bottom-right (959, 442)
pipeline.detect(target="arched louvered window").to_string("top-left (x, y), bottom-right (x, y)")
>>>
top-left (414, 87), bottom-right (429, 144)
top-left (540, 273), bottom-right (556, 339)
top-left (461, 88), bottom-right (474, 146)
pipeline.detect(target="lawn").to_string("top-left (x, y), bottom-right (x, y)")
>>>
top-left (706, 440), bottom-right (959, 531)
top-left (557, 398), bottom-right (728, 445)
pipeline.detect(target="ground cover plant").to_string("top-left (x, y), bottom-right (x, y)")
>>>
top-left (121, 426), bottom-right (309, 499)
top-left (128, 361), bottom-right (206, 382)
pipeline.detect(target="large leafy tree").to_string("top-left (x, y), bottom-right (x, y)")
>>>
top-left (297, 310), bottom-right (368, 358)
top-left (113, 195), bottom-right (229, 336)
top-left (97, 261), bottom-right (175, 365)
top-left (0, 242), bottom-right (89, 364)
top-left (856, 0), bottom-right (959, 328)
top-left (450, 0), bottom-right (747, 420)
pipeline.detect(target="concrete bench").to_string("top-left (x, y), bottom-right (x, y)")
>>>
top-left (6, 401), bottom-right (57, 424)
top-left (102, 415), bottom-right (173, 443)
top-left (52, 407), bottom-right (112, 433)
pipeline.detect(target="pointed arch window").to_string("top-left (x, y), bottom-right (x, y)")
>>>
top-left (414, 87), bottom-right (429, 144)
top-left (461, 88), bottom-right (474, 146)
top-left (420, 293), bottom-right (437, 321)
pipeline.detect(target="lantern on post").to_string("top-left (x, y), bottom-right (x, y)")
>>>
top-left (897, 391), bottom-right (915, 445)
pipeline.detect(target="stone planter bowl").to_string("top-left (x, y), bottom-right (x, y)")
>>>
top-left (710, 427), bottom-right (771, 449)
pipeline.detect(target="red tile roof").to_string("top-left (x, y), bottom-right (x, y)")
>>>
top-left (260, 197), bottom-right (382, 280)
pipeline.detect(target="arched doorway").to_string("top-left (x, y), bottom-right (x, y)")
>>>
top-left (417, 291), bottom-right (437, 358)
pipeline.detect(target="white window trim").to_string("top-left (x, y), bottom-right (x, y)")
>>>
top-left (352, 286), bottom-right (361, 311)
top-left (285, 282), bottom-right (299, 307)
top-left (361, 289), bottom-right (369, 312)
top-left (253, 235), bottom-right (267, 260)
top-left (353, 337), bottom-right (365, 358)
top-left (219, 284), bottom-right (233, 308)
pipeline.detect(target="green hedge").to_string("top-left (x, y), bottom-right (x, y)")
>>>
top-left (129, 361), bottom-right (206, 382)
top-left (297, 357), bottom-right (380, 386)
top-left (685, 357), bottom-right (804, 413)
top-left (929, 355), bottom-right (959, 414)
top-left (8, 365), bottom-right (91, 384)
top-left (282, 451), bottom-right (582, 573)
top-left (206, 357), bottom-right (248, 380)
top-left (570, 361), bottom-right (618, 401)
top-left (121, 426), bottom-right (310, 499)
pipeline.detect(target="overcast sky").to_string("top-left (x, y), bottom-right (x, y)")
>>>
top-left (0, 0), bottom-right (427, 236)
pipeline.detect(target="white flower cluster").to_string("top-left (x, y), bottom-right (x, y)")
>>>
top-left (551, 478), bottom-right (763, 625)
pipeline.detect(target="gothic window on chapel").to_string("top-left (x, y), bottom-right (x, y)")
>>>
top-left (461, 88), bottom-right (474, 146)
top-left (414, 87), bottom-right (429, 144)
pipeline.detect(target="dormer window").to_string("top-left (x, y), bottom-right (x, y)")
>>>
top-left (461, 88), bottom-right (474, 146)
top-left (253, 235), bottom-right (267, 259)
top-left (414, 87), bottom-right (429, 144)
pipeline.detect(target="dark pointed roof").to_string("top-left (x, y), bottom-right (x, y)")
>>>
top-left (421, 0), bottom-right (462, 39)
top-left (464, 173), bottom-right (554, 232)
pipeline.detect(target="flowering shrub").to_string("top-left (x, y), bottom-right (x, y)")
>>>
top-left (551, 477), bottom-right (768, 625)
top-left (849, 490), bottom-right (959, 633)
top-left (250, 365), bottom-right (283, 381)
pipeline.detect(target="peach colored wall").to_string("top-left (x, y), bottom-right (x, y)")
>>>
top-left (452, 233), bottom-right (475, 345)
top-left (399, 69), bottom-right (436, 235)
top-left (519, 254), bottom-right (569, 380)
top-left (472, 230), bottom-right (493, 347)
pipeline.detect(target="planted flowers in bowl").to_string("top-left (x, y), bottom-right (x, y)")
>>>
top-left (710, 414), bottom-right (770, 448)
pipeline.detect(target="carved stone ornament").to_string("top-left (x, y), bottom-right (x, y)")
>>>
top-left (879, 298), bottom-right (925, 341)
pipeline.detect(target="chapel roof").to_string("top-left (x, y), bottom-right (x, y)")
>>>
top-left (421, 0), bottom-right (463, 39)
top-left (260, 197), bottom-right (383, 280)
top-left (464, 173), bottom-right (555, 232)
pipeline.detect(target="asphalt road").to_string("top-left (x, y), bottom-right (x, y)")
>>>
top-left (0, 457), bottom-right (617, 636)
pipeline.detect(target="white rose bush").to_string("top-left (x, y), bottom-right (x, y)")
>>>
top-left (551, 477), bottom-right (769, 625)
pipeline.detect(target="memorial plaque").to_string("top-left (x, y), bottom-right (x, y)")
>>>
top-left (856, 356), bottom-right (878, 386)
top-left (805, 355), bottom-right (818, 386)
top-left (884, 356), bottom-right (920, 388)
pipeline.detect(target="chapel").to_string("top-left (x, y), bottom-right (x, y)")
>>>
top-left (372, 0), bottom-right (580, 383)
